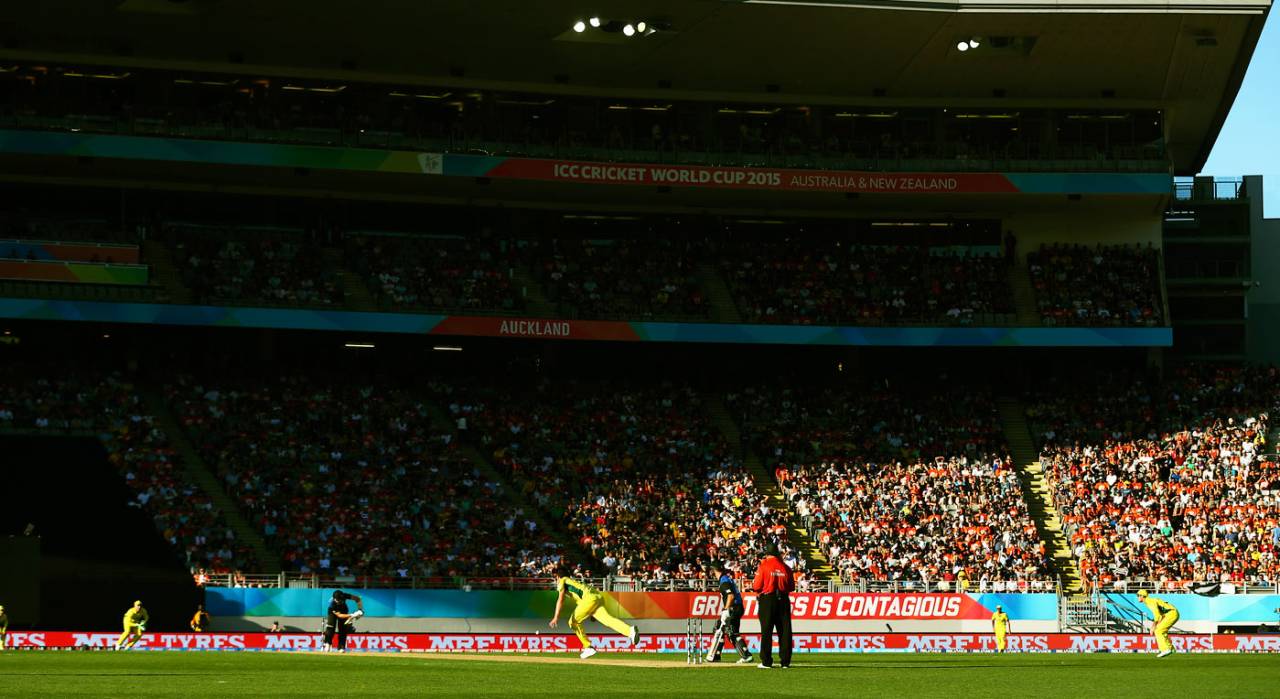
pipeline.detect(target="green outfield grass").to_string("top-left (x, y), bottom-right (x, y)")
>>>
top-left (1, 651), bottom-right (1275, 698)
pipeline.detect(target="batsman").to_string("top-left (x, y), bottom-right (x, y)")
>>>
top-left (705, 561), bottom-right (754, 664)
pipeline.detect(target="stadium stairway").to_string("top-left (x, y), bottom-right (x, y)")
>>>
top-left (510, 267), bottom-right (556, 317)
top-left (1007, 264), bottom-right (1040, 326)
top-left (698, 264), bottom-right (742, 323)
top-left (1156, 253), bottom-right (1172, 328)
top-left (141, 390), bottom-right (282, 572)
top-left (141, 240), bottom-right (191, 305)
top-left (996, 397), bottom-right (1082, 595)
top-left (321, 247), bottom-right (377, 312)
top-left (704, 397), bottom-right (836, 582)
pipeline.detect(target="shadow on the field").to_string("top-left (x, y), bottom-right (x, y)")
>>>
top-left (6, 673), bottom-right (222, 677)
top-left (794, 662), bottom-right (1088, 669)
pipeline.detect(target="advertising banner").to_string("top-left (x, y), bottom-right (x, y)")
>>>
top-left (427, 316), bottom-right (640, 342)
top-left (8, 631), bottom-right (1280, 653)
top-left (0, 299), bottom-right (1174, 348)
top-left (205, 589), bottom-right (1058, 622)
top-left (0, 260), bottom-right (148, 285)
top-left (0, 129), bottom-right (1171, 196)
top-left (208, 589), bottom-right (1280, 624)
top-left (1100, 592), bottom-right (1280, 625)
top-left (481, 159), bottom-right (1019, 193)
top-left (0, 240), bottom-right (140, 264)
top-left (453, 158), bottom-right (1166, 197)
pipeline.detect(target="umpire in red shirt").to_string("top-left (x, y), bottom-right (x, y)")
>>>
top-left (751, 541), bottom-right (795, 668)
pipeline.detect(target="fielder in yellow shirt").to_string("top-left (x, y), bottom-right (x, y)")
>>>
top-left (116, 600), bottom-right (149, 651)
top-left (549, 571), bottom-right (640, 659)
top-left (1137, 590), bottom-right (1179, 658)
top-left (991, 604), bottom-right (1010, 652)
top-left (190, 605), bottom-right (210, 632)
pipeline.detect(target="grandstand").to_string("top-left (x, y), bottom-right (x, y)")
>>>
top-left (0, 2), bottom-right (1278, 689)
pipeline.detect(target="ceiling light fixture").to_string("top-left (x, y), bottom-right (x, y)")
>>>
top-left (573, 20), bottom-right (586, 32)
top-left (956, 41), bottom-right (969, 52)
top-left (636, 21), bottom-right (647, 33)
top-left (623, 23), bottom-right (636, 36)
top-left (589, 16), bottom-right (601, 27)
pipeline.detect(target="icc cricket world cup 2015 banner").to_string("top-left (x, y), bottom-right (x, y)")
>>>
top-left (0, 129), bottom-right (1171, 196)
top-left (7, 632), bottom-right (1280, 653)
top-left (487, 160), bottom-right (1013, 193)
top-left (459, 158), bottom-right (1170, 196)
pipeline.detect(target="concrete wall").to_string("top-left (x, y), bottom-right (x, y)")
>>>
top-left (1246, 175), bottom-right (1280, 362)
top-left (1004, 202), bottom-right (1163, 263)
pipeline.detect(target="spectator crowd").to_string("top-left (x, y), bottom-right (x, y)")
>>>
top-left (730, 380), bottom-right (1054, 588)
top-left (168, 223), bottom-right (342, 307)
top-left (0, 203), bottom-right (1178, 332)
top-left (1033, 365), bottom-right (1280, 590)
top-left (442, 379), bottom-right (784, 581)
top-left (5, 358), bottom-right (1280, 594)
top-left (720, 244), bottom-right (1013, 326)
top-left (0, 368), bottom-right (255, 573)
top-left (2, 64), bottom-right (1165, 169)
top-left (166, 374), bottom-right (562, 580)
top-left (1028, 243), bottom-right (1164, 326)
top-left (344, 233), bottom-right (525, 313)
top-left (527, 238), bottom-right (708, 320)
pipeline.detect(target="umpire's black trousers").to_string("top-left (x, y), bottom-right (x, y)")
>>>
top-left (756, 592), bottom-right (792, 667)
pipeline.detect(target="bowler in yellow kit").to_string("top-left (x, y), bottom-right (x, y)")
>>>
top-left (549, 572), bottom-right (641, 659)
top-left (116, 600), bottom-right (149, 651)
top-left (991, 604), bottom-right (1011, 652)
top-left (1137, 590), bottom-right (1179, 658)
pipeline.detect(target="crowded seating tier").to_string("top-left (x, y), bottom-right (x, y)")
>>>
top-left (1031, 365), bottom-right (1279, 589)
top-left (729, 381), bottom-right (1054, 588)
top-left (166, 376), bottom-right (562, 580)
top-left (0, 369), bottom-right (255, 572)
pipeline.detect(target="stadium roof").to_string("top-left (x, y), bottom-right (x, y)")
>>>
top-left (0, 0), bottom-right (1270, 174)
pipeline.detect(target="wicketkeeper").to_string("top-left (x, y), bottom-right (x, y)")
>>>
top-left (115, 600), bottom-right (148, 651)
top-left (706, 561), bottom-right (753, 664)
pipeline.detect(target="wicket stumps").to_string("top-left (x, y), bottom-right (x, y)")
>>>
top-left (685, 617), bottom-right (705, 665)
